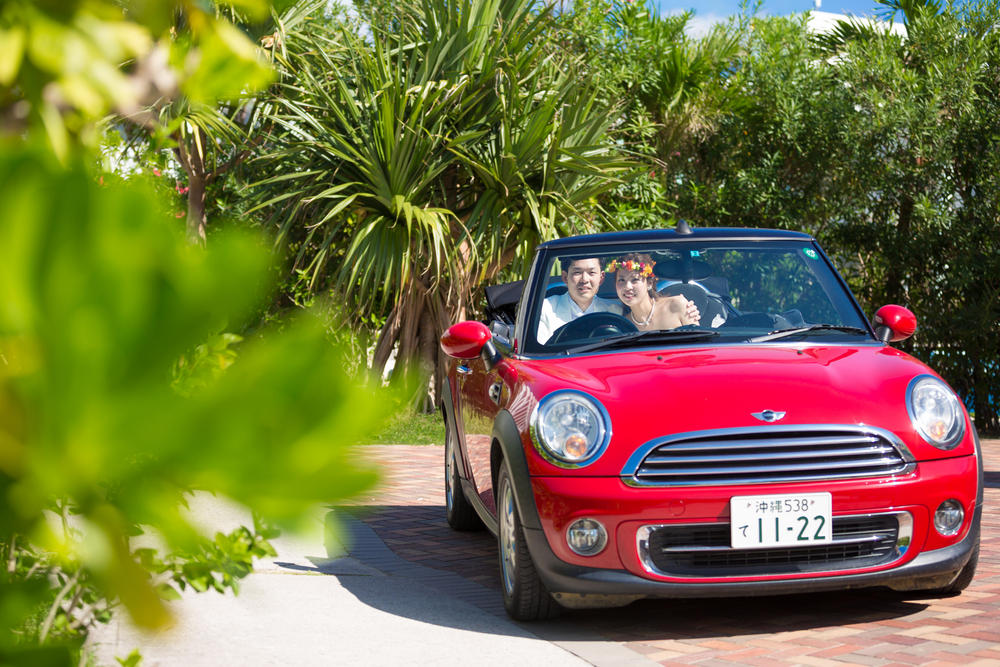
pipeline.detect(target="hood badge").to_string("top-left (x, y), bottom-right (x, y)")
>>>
top-left (752, 410), bottom-right (786, 423)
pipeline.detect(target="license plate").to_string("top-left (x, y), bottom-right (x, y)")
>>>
top-left (730, 492), bottom-right (833, 549)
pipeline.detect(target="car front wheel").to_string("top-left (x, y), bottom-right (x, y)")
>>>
top-left (497, 466), bottom-right (559, 620)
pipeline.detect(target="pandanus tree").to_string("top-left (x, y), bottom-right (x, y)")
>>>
top-left (249, 0), bottom-right (625, 407)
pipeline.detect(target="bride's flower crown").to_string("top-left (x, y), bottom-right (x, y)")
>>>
top-left (605, 258), bottom-right (655, 278)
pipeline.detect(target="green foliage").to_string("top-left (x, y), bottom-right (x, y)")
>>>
top-left (0, 0), bottom-right (273, 159)
top-left (551, 0), bottom-right (745, 230)
top-left (137, 516), bottom-right (279, 596)
top-left (0, 143), bottom-right (393, 662)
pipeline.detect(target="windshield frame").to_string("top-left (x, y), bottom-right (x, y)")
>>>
top-left (515, 233), bottom-right (876, 357)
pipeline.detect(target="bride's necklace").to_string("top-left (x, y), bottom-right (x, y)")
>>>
top-left (629, 305), bottom-right (653, 327)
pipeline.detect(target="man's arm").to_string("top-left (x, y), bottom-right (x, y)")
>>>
top-left (536, 296), bottom-right (560, 344)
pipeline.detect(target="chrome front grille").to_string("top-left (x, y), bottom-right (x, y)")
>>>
top-left (622, 425), bottom-right (915, 487)
top-left (638, 513), bottom-right (911, 578)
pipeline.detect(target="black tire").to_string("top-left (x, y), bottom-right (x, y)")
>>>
top-left (445, 417), bottom-right (481, 531)
top-left (496, 466), bottom-right (560, 620)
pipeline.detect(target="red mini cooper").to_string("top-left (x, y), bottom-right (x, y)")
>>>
top-left (439, 226), bottom-right (982, 620)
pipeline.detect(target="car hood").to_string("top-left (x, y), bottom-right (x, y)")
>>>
top-left (512, 343), bottom-right (969, 475)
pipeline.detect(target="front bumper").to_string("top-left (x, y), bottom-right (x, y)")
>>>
top-left (523, 500), bottom-right (981, 600)
top-left (520, 452), bottom-right (981, 600)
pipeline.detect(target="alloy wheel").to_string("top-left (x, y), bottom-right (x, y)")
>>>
top-left (499, 478), bottom-right (517, 596)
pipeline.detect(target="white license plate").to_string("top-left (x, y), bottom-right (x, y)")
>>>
top-left (730, 492), bottom-right (833, 549)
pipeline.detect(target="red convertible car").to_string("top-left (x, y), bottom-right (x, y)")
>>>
top-left (439, 226), bottom-right (982, 620)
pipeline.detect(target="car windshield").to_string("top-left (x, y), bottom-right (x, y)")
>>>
top-left (521, 239), bottom-right (872, 354)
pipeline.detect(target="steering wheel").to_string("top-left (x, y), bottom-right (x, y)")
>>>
top-left (658, 282), bottom-right (727, 327)
top-left (548, 312), bottom-right (638, 345)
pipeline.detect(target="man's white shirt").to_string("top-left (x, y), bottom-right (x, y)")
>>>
top-left (537, 292), bottom-right (623, 344)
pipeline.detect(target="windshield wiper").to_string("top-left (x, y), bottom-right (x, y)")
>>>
top-left (563, 328), bottom-right (720, 355)
top-left (749, 324), bottom-right (870, 343)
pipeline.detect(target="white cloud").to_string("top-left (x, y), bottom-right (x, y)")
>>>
top-left (663, 9), bottom-right (732, 38)
top-left (685, 12), bottom-right (728, 37)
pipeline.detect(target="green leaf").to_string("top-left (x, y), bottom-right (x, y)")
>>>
top-left (182, 20), bottom-right (275, 103)
top-left (116, 648), bottom-right (143, 667)
top-left (0, 26), bottom-right (26, 86)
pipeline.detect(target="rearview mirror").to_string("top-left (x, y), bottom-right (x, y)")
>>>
top-left (441, 320), bottom-right (501, 368)
top-left (873, 305), bottom-right (917, 343)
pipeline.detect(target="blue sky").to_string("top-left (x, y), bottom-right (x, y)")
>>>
top-left (655, 0), bottom-right (896, 35)
top-left (657, 0), bottom-right (891, 16)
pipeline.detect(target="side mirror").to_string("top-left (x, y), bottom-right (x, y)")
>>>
top-left (872, 305), bottom-right (917, 343)
top-left (440, 321), bottom-right (501, 368)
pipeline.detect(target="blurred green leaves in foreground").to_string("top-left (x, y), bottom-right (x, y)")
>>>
top-left (0, 142), bottom-right (391, 663)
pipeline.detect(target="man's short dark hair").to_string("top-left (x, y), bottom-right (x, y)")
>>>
top-left (558, 256), bottom-right (602, 273)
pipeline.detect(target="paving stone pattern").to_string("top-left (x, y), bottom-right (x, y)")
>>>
top-left (349, 440), bottom-right (1000, 667)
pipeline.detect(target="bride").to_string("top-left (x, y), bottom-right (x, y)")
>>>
top-left (608, 253), bottom-right (700, 330)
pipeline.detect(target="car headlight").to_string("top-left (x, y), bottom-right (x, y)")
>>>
top-left (530, 390), bottom-right (611, 468)
top-left (906, 375), bottom-right (965, 450)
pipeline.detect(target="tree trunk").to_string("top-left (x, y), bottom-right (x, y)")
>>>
top-left (372, 300), bottom-right (403, 380)
top-left (186, 172), bottom-right (208, 244)
top-left (417, 304), bottom-right (438, 413)
top-left (175, 128), bottom-right (208, 245)
top-left (885, 195), bottom-right (913, 306)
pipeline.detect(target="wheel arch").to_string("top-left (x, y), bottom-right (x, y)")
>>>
top-left (491, 409), bottom-right (542, 531)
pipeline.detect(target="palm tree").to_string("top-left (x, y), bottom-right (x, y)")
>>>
top-left (249, 0), bottom-right (626, 406)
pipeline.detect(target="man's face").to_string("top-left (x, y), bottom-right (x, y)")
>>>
top-left (562, 258), bottom-right (604, 308)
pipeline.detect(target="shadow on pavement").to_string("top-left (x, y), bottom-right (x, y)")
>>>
top-left (301, 506), bottom-right (932, 646)
top-left (985, 470), bottom-right (1000, 488)
top-left (542, 591), bottom-right (930, 644)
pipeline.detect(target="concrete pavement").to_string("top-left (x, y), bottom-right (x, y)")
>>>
top-left (88, 495), bottom-right (601, 666)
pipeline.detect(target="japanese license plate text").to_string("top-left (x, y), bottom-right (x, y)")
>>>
top-left (730, 492), bottom-right (833, 549)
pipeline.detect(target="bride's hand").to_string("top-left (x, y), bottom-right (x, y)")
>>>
top-left (682, 298), bottom-right (700, 325)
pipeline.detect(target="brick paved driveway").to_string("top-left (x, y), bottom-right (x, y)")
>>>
top-left (350, 439), bottom-right (1000, 666)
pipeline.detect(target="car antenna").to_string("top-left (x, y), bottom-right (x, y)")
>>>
top-left (675, 219), bottom-right (693, 235)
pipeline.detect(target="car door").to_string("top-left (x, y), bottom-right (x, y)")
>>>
top-left (456, 356), bottom-right (503, 516)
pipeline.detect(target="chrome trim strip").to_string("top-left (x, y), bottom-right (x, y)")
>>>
top-left (650, 434), bottom-right (884, 452)
top-left (658, 533), bottom-right (892, 553)
top-left (626, 467), bottom-right (914, 487)
top-left (636, 511), bottom-right (913, 579)
top-left (622, 424), bottom-right (916, 487)
top-left (642, 444), bottom-right (895, 462)
top-left (640, 457), bottom-right (907, 475)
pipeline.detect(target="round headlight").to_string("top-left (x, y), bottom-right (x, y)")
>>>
top-left (907, 375), bottom-right (965, 450)
top-left (531, 390), bottom-right (610, 467)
